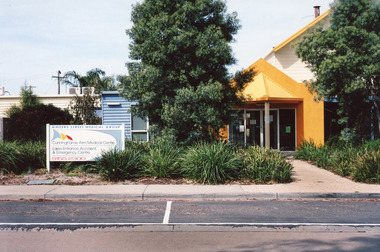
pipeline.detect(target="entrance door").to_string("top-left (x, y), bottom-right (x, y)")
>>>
top-left (279, 109), bottom-right (296, 150)
top-left (246, 111), bottom-right (261, 146)
top-left (228, 110), bottom-right (245, 144)
top-left (228, 109), bottom-right (282, 149)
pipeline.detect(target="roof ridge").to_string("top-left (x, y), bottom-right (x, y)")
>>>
top-left (260, 73), bottom-right (269, 97)
top-left (273, 9), bottom-right (331, 52)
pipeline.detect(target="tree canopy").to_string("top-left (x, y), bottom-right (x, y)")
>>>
top-left (63, 68), bottom-right (120, 94)
top-left (122, 0), bottom-right (253, 142)
top-left (296, 0), bottom-right (380, 139)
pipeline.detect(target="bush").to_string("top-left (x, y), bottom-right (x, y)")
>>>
top-left (0, 142), bottom-right (21, 174)
top-left (294, 139), bottom-right (330, 168)
top-left (6, 104), bottom-right (73, 141)
top-left (328, 145), bottom-right (356, 176)
top-left (91, 147), bottom-right (145, 181)
top-left (361, 139), bottom-right (380, 152)
top-left (352, 150), bottom-right (380, 183)
top-left (0, 141), bottom-right (46, 174)
top-left (143, 141), bottom-right (182, 178)
top-left (241, 146), bottom-right (292, 183)
top-left (124, 140), bottom-right (149, 154)
top-left (17, 141), bottom-right (46, 172)
top-left (180, 141), bottom-right (241, 184)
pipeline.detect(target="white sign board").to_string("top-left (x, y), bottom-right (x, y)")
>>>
top-left (46, 124), bottom-right (125, 173)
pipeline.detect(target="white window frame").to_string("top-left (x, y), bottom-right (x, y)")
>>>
top-left (130, 105), bottom-right (150, 142)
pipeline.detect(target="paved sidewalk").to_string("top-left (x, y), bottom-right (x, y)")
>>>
top-left (0, 159), bottom-right (379, 201)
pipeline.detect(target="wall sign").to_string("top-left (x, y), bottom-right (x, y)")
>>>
top-left (46, 124), bottom-right (125, 173)
top-left (239, 125), bottom-right (245, 132)
top-left (286, 126), bottom-right (291, 133)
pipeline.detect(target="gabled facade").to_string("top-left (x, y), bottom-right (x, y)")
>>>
top-left (225, 9), bottom-right (331, 150)
top-left (264, 10), bottom-right (331, 83)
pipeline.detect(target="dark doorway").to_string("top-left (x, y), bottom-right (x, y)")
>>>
top-left (279, 109), bottom-right (295, 150)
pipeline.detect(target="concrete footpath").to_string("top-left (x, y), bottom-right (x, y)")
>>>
top-left (0, 159), bottom-right (379, 201)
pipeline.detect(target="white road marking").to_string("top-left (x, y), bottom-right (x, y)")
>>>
top-left (162, 201), bottom-right (172, 224)
top-left (1, 223), bottom-right (379, 226)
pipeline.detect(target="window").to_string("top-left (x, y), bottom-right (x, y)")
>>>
top-left (131, 113), bottom-right (149, 142)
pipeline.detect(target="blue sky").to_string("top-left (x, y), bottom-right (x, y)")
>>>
top-left (0, 0), bottom-right (332, 95)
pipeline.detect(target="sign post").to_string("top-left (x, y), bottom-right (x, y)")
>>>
top-left (46, 124), bottom-right (125, 173)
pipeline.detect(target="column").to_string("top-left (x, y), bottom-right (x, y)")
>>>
top-left (265, 102), bottom-right (270, 148)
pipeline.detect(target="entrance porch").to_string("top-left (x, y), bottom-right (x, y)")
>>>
top-left (224, 58), bottom-right (324, 149)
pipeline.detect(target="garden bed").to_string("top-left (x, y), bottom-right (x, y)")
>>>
top-left (1, 141), bottom-right (294, 185)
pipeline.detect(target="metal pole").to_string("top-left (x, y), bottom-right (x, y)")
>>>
top-left (46, 124), bottom-right (50, 173)
top-left (58, 70), bottom-right (61, 94)
top-left (52, 70), bottom-right (62, 95)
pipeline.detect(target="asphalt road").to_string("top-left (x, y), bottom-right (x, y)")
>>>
top-left (1, 199), bottom-right (379, 225)
top-left (1, 200), bottom-right (380, 251)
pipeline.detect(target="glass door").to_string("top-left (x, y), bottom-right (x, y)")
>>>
top-left (246, 111), bottom-right (261, 147)
top-left (228, 110), bottom-right (245, 144)
top-left (228, 109), bottom-right (279, 149)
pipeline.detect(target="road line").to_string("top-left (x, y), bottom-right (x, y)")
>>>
top-left (1, 223), bottom-right (380, 227)
top-left (162, 201), bottom-right (172, 224)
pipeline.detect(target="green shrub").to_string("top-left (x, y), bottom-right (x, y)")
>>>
top-left (294, 139), bottom-right (319, 161)
top-left (143, 141), bottom-right (182, 178)
top-left (6, 104), bottom-right (73, 141)
top-left (92, 148), bottom-right (145, 181)
top-left (18, 141), bottom-right (46, 172)
top-left (180, 141), bottom-right (241, 184)
top-left (361, 139), bottom-right (380, 152)
top-left (294, 140), bottom-right (330, 168)
top-left (328, 146), bottom-right (356, 176)
top-left (0, 142), bottom-right (21, 174)
top-left (352, 150), bottom-right (380, 183)
top-left (241, 146), bottom-right (292, 183)
top-left (124, 140), bottom-right (149, 154)
top-left (0, 141), bottom-right (45, 174)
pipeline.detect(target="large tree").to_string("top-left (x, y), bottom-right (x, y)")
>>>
top-left (63, 68), bottom-right (119, 94)
top-left (296, 0), bottom-right (380, 139)
top-left (123, 0), bottom-right (252, 142)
